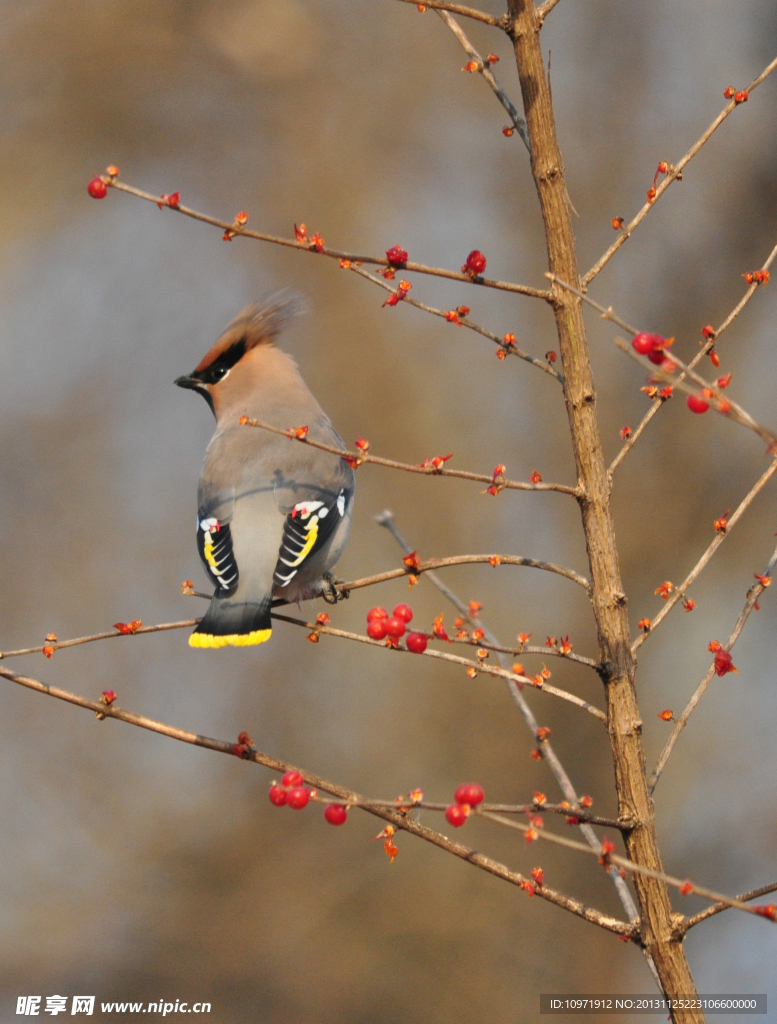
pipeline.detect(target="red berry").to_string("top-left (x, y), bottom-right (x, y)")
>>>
top-left (632, 332), bottom-right (663, 356)
top-left (454, 783), bottom-right (485, 807)
top-left (324, 803), bottom-right (348, 825)
top-left (385, 616), bottom-right (407, 639)
top-left (464, 249), bottom-right (487, 276)
top-left (687, 393), bottom-right (710, 414)
top-left (287, 786), bottom-right (311, 810)
top-left (392, 604), bottom-right (413, 623)
top-left (87, 177), bottom-right (108, 199)
top-left (282, 770), bottom-right (304, 788)
top-left (445, 803), bottom-right (469, 827)
top-left (386, 245), bottom-right (408, 266)
top-left (367, 618), bottom-right (388, 640)
top-left (405, 632), bottom-right (428, 654)
top-left (367, 606), bottom-right (389, 622)
top-left (269, 783), bottom-right (287, 806)
top-left (647, 348), bottom-right (666, 365)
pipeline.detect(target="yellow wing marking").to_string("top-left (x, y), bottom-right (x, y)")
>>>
top-left (203, 540), bottom-right (219, 571)
top-left (286, 515), bottom-right (319, 567)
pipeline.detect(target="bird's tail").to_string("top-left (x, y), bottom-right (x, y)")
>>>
top-left (189, 596), bottom-right (272, 648)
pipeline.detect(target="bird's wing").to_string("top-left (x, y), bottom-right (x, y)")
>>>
top-left (196, 487), bottom-right (239, 594)
top-left (272, 484), bottom-right (352, 589)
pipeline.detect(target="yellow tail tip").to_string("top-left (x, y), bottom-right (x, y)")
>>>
top-left (189, 628), bottom-right (272, 649)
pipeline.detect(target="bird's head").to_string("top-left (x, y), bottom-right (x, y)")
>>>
top-left (175, 298), bottom-right (297, 418)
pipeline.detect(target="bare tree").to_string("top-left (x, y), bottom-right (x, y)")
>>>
top-left (2, 3), bottom-right (776, 1020)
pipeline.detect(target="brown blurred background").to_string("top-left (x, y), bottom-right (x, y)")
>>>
top-left (0, 1), bottom-right (775, 1020)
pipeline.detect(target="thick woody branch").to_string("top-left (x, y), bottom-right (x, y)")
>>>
top-left (634, 461), bottom-right (777, 654)
top-left (582, 54), bottom-right (777, 286)
top-left (241, 416), bottom-right (580, 496)
top-left (649, 543), bottom-right (777, 792)
top-left (107, 180), bottom-right (550, 301)
top-left (434, 10), bottom-right (530, 150)
top-left (0, 663), bottom-right (631, 937)
top-left (349, 264), bottom-right (560, 380)
top-left (682, 882), bottom-right (777, 933)
top-left (393, 0), bottom-right (508, 28)
top-left (507, 0), bottom-right (700, 1004)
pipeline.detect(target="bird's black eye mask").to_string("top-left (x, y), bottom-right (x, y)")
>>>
top-left (193, 337), bottom-right (247, 385)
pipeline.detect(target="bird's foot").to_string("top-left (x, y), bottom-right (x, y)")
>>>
top-left (320, 572), bottom-right (347, 604)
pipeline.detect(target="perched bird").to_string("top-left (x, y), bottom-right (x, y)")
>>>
top-left (175, 299), bottom-right (354, 648)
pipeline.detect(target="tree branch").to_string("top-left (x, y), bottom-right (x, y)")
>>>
top-left (547, 274), bottom-right (777, 449)
top-left (375, 511), bottom-right (643, 925)
top-left (582, 54), bottom-right (777, 286)
top-left (106, 180), bottom-right (550, 301)
top-left (393, 0), bottom-right (508, 29)
top-left (434, 9), bottom-right (530, 151)
top-left (348, 264), bottom-right (560, 380)
top-left (633, 462), bottom-right (777, 654)
top-left (479, 811), bottom-right (777, 924)
top-left (649, 542), bottom-right (777, 793)
top-left (272, 612), bottom-right (607, 720)
top-left (0, 663), bottom-right (632, 937)
top-left (535, 0), bottom-right (564, 24)
top-left (682, 882), bottom-right (777, 933)
top-left (507, 0), bottom-right (700, 1003)
top-left (240, 416), bottom-right (580, 496)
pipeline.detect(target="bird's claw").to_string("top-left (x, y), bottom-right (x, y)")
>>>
top-left (320, 572), bottom-right (346, 604)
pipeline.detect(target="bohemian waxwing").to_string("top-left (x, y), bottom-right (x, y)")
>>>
top-left (175, 299), bottom-right (354, 648)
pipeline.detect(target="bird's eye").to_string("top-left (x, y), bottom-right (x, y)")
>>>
top-left (213, 366), bottom-right (227, 380)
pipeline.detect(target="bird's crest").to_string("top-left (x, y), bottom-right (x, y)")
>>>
top-left (195, 296), bottom-right (299, 374)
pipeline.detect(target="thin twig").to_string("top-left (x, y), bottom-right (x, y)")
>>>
top-left (449, 635), bottom-right (600, 670)
top-left (0, 553), bottom-right (592, 663)
top-left (317, 795), bottom-right (621, 829)
top-left (478, 811), bottom-right (776, 924)
top-left (649, 543), bottom-right (777, 793)
top-left (272, 612), bottom-right (607, 720)
top-left (581, 55), bottom-right (777, 286)
top-left (682, 882), bottom-right (777, 933)
top-left (241, 416), bottom-right (580, 496)
top-left (435, 9), bottom-right (530, 151)
top-left (0, 663), bottom-right (633, 937)
top-left (393, 0), bottom-right (507, 28)
top-left (613, 337), bottom-right (776, 447)
top-left (597, 240), bottom-right (777, 475)
top-left (547, 273), bottom-right (777, 448)
top-left (107, 180), bottom-right (550, 301)
top-left (0, 620), bottom-right (198, 660)
top-left (349, 264), bottom-right (560, 380)
top-left (536, 0), bottom-right (563, 23)
top-left (633, 460), bottom-right (777, 654)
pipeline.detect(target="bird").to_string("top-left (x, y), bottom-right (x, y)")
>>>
top-left (175, 299), bottom-right (354, 648)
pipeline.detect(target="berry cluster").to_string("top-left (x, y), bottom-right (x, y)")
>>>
top-left (366, 605), bottom-right (428, 652)
top-left (445, 782), bottom-right (485, 828)
top-left (631, 332), bottom-right (674, 368)
top-left (268, 770), bottom-right (349, 825)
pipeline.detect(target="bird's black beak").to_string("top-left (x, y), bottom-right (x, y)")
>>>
top-left (175, 374), bottom-right (201, 391)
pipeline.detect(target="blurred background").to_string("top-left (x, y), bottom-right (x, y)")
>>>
top-left (0, 0), bottom-right (775, 1020)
